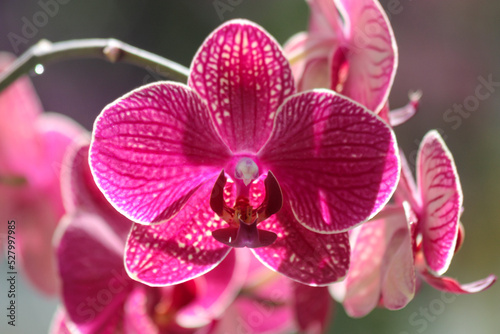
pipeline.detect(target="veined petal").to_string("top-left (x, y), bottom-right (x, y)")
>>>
top-left (252, 204), bottom-right (350, 286)
top-left (90, 82), bottom-right (231, 224)
top-left (188, 19), bottom-right (295, 153)
top-left (259, 91), bottom-right (399, 233)
top-left (417, 130), bottom-right (463, 275)
top-left (334, 0), bottom-right (398, 113)
top-left (125, 181), bottom-right (231, 286)
top-left (419, 268), bottom-right (497, 294)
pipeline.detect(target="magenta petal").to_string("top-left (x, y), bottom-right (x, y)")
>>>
top-left (335, 0), bottom-right (398, 113)
top-left (176, 250), bottom-right (249, 327)
top-left (259, 91), bottom-right (399, 233)
top-left (90, 82), bottom-right (231, 224)
top-left (125, 181), bottom-right (231, 286)
top-left (417, 130), bottom-right (463, 275)
top-left (56, 211), bottom-right (132, 333)
top-left (293, 283), bottom-right (332, 334)
top-left (252, 204), bottom-right (350, 286)
top-left (419, 268), bottom-right (497, 294)
top-left (188, 19), bottom-right (295, 152)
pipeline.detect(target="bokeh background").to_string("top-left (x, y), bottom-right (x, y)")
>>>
top-left (0, 0), bottom-right (499, 333)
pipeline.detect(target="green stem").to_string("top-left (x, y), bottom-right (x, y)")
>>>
top-left (0, 38), bottom-right (190, 93)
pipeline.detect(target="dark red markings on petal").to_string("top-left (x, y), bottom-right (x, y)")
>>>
top-left (90, 82), bottom-right (231, 225)
top-left (125, 181), bottom-right (231, 286)
top-left (252, 204), bottom-right (350, 286)
top-left (188, 19), bottom-right (295, 152)
top-left (259, 91), bottom-right (399, 233)
top-left (417, 130), bottom-right (462, 275)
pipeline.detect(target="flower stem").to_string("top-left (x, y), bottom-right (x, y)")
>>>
top-left (0, 38), bottom-right (190, 93)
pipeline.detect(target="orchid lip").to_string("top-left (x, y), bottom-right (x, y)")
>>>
top-left (209, 169), bottom-right (283, 248)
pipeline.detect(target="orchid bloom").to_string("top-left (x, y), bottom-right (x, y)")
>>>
top-left (89, 19), bottom-right (400, 286)
top-left (0, 52), bottom-right (83, 295)
top-left (54, 143), bottom-right (247, 333)
top-left (284, 0), bottom-right (397, 115)
top-left (331, 130), bottom-right (496, 317)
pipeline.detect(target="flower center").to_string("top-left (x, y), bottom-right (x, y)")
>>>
top-left (209, 158), bottom-right (283, 248)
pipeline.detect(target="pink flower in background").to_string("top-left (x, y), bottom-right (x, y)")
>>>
top-left (284, 0), bottom-right (397, 114)
top-left (54, 143), bottom-right (246, 333)
top-left (89, 19), bottom-right (400, 286)
top-left (331, 130), bottom-right (496, 317)
top-left (213, 255), bottom-right (333, 334)
top-left (0, 52), bottom-right (83, 295)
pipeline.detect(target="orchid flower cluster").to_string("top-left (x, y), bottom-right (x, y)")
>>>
top-left (0, 0), bottom-right (496, 333)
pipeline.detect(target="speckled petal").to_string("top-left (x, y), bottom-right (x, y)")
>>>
top-left (417, 130), bottom-right (462, 275)
top-left (90, 82), bottom-right (231, 224)
top-left (252, 203), bottom-right (350, 286)
top-left (188, 19), bottom-right (295, 153)
top-left (259, 90), bottom-right (399, 233)
top-left (125, 181), bottom-right (231, 286)
top-left (334, 0), bottom-right (398, 113)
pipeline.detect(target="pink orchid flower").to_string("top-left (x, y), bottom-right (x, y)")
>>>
top-left (213, 255), bottom-right (332, 334)
top-left (331, 130), bottom-right (496, 317)
top-left (0, 52), bottom-right (83, 295)
top-left (284, 0), bottom-right (397, 115)
top-left (54, 143), bottom-right (247, 333)
top-left (89, 19), bottom-right (400, 286)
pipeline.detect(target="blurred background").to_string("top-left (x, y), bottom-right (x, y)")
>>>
top-left (0, 0), bottom-right (499, 333)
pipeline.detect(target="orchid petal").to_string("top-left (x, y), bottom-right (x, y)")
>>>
top-left (259, 90), bottom-right (399, 233)
top-left (176, 250), bottom-right (249, 328)
top-left (334, 204), bottom-right (415, 317)
top-left (62, 141), bottom-right (111, 214)
top-left (417, 130), bottom-right (463, 275)
top-left (90, 82), bottom-right (231, 224)
top-left (380, 205), bottom-right (416, 311)
top-left (334, 0), bottom-right (398, 113)
top-left (188, 19), bottom-right (295, 152)
top-left (293, 283), bottom-right (332, 334)
top-left (307, 0), bottom-right (343, 34)
top-left (217, 296), bottom-right (294, 334)
top-left (0, 53), bottom-right (43, 173)
top-left (56, 211), bottom-right (133, 333)
top-left (252, 204), bottom-right (350, 286)
top-left (125, 181), bottom-right (231, 286)
top-left (419, 269), bottom-right (497, 294)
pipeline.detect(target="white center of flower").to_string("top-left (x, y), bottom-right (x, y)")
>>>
top-left (234, 157), bottom-right (259, 186)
